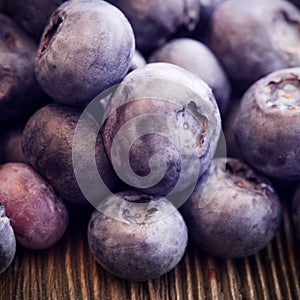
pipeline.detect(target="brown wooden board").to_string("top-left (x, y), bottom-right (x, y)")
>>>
top-left (0, 203), bottom-right (299, 300)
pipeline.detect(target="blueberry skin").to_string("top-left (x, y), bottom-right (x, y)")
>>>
top-left (0, 203), bottom-right (16, 275)
top-left (234, 68), bottom-right (300, 180)
top-left (181, 158), bottom-right (282, 258)
top-left (0, 13), bottom-right (45, 122)
top-left (149, 38), bottom-right (231, 117)
top-left (292, 184), bottom-right (300, 239)
top-left (102, 63), bottom-right (221, 196)
top-left (35, 0), bottom-right (135, 107)
top-left (0, 163), bottom-right (69, 250)
top-left (22, 103), bottom-right (118, 205)
top-left (3, 0), bottom-right (66, 40)
top-left (210, 0), bottom-right (300, 89)
top-left (88, 191), bottom-right (188, 281)
top-left (108, 0), bottom-right (200, 53)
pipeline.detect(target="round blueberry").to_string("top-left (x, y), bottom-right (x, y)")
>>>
top-left (181, 158), bottom-right (282, 258)
top-left (22, 103), bottom-right (118, 205)
top-left (0, 163), bottom-right (68, 250)
top-left (234, 68), bottom-right (300, 180)
top-left (102, 63), bottom-right (221, 197)
top-left (88, 191), bottom-right (188, 281)
top-left (210, 0), bottom-right (300, 88)
top-left (35, 0), bottom-right (135, 106)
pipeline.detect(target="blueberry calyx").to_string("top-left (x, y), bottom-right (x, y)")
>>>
top-left (38, 11), bottom-right (64, 58)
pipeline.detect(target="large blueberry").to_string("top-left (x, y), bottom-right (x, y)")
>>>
top-left (88, 191), bottom-right (188, 281)
top-left (0, 163), bottom-right (68, 250)
top-left (181, 158), bottom-right (282, 258)
top-left (22, 103), bottom-right (118, 205)
top-left (149, 38), bottom-right (231, 117)
top-left (234, 68), bottom-right (300, 180)
top-left (101, 63), bottom-right (221, 197)
top-left (210, 0), bottom-right (300, 89)
top-left (35, 0), bottom-right (135, 106)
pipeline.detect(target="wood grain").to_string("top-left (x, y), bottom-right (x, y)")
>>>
top-left (0, 202), bottom-right (299, 300)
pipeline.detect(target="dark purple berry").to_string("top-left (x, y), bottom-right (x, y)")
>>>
top-left (102, 63), bottom-right (221, 197)
top-left (0, 163), bottom-right (68, 250)
top-left (88, 191), bottom-right (188, 281)
top-left (234, 68), bottom-right (300, 180)
top-left (35, 0), bottom-right (135, 106)
top-left (211, 0), bottom-right (300, 89)
top-left (181, 158), bottom-right (282, 258)
top-left (22, 103), bottom-right (118, 205)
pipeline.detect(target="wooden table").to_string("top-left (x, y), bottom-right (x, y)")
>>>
top-left (0, 203), bottom-right (299, 300)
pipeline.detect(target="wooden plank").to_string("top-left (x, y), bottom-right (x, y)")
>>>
top-left (0, 204), bottom-right (299, 300)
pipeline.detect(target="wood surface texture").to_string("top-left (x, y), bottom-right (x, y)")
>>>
top-left (0, 202), bottom-right (299, 300)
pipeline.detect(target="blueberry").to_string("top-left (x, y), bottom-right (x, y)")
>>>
top-left (22, 103), bottom-right (118, 205)
top-left (88, 191), bottom-right (188, 281)
top-left (0, 163), bottom-right (68, 250)
top-left (149, 38), bottom-right (231, 117)
top-left (3, 0), bottom-right (66, 40)
top-left (0, 123), bottom-right (26, 163)
top-left (292, 183), bottom-right (300, 239)
top-left (102, 63), bottom-right (221, 197)
top-left (108, 0), bottom-right (200, 53)
top-left (181, 158), bottom-right (282, 258)
top-left (35, 0), bottom-right (135, 106)
top-left (0, 13), bottom-right (45, 122)
top-left (234, 68), bottom-right (300, 180)
top-left (0, 203), bottom-right (16, 275)
top-left (210, 0), bottom-right (300, 89)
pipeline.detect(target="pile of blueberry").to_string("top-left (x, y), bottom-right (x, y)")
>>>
top-left (0, 0), bottom-right (299, 282)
